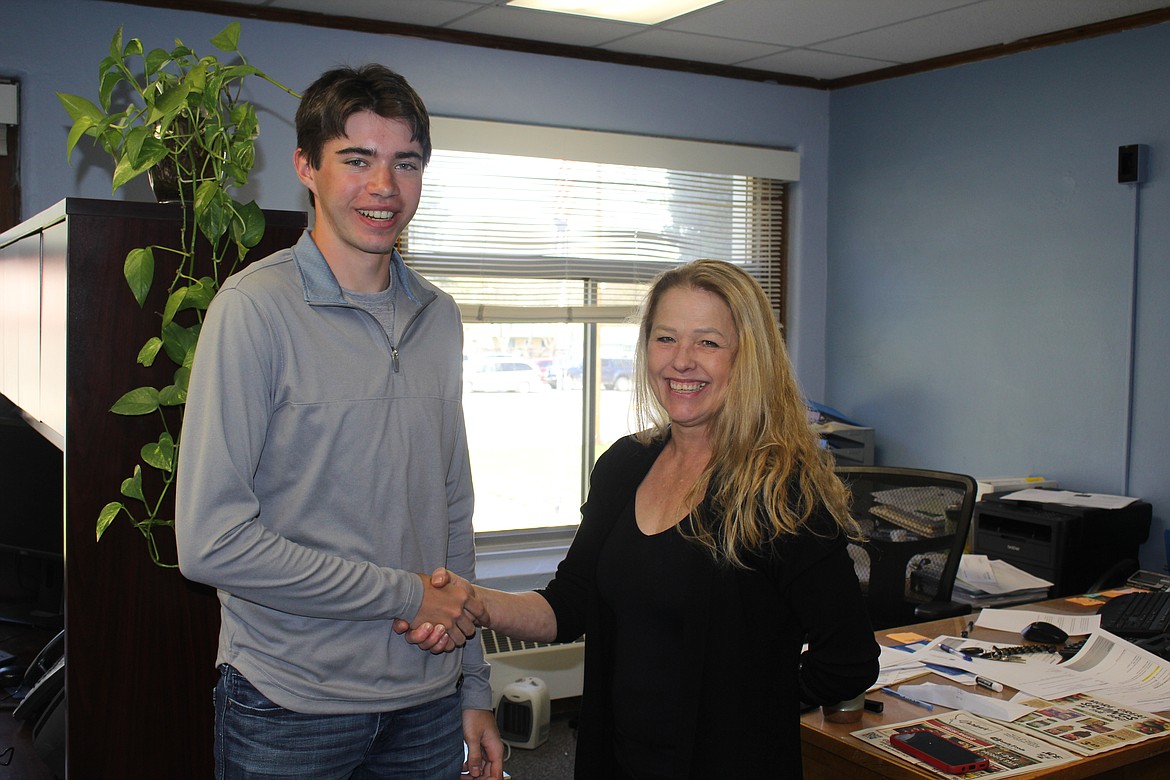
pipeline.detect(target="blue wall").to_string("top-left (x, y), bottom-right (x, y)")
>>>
top-left (829, 23), bottom-right (1170, 571)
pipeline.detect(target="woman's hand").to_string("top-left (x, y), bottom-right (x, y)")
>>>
top-left (394, 568), bottom-right (486, 654)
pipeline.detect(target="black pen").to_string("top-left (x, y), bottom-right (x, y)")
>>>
top-left (881, 687), bottom-right (934, 711)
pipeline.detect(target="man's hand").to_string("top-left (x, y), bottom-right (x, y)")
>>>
top-left (392, 617), bottom-right (455, 653)
top-left (410, 568), bottom-right (485, 647)
top-left (394, 568), bottom-right (489, 652)
top-left (463, 708), bottom-right (505, 779)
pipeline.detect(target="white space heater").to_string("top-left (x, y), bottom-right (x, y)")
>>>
top-left (494, 676), bottom-right (550, 749)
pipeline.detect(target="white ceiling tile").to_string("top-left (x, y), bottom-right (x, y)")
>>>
top-left (661, 0), bottom-right (979, 47)
top-left (601, 29), bottom-right (785, 65)
top-left (444, 4), bottom-right (642, 46)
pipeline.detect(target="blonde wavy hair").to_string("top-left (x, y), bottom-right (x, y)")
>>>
top-left (632, 259), bottom-right (857, 567)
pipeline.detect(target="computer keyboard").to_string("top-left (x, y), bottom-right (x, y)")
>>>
top-left (1098, 591), bottom-right (1170, 639)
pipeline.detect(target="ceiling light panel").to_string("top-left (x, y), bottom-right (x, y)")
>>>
top-left (506, 1), bottom-right (722, 25)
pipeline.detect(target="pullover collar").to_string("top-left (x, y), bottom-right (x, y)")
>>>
top-left (290, 230), bottom-right (435, 308)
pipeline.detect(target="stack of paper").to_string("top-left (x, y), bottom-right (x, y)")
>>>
top-left (869, 486), bottom-right (963, 538)
top-left (953, 554), bottom-right (1053, 607)
top-left (975, 476), bottom-right (1057, 501)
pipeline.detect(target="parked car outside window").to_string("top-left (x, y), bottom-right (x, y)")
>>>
top-left (565, 357), bottom-right (634, 391)
top-left (464, 358), bottom-right (546, 393)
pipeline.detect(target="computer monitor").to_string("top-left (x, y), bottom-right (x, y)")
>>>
top-left (0, 395), bottom-right (64, 627)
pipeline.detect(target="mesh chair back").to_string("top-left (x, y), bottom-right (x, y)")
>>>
top-left (836, 466), bottom-right (977, 631)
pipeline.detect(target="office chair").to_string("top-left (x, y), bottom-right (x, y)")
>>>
top-left (835, 466), bottom-right (978, 631)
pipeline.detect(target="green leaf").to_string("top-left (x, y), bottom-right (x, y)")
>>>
top-left (108, 26), bottom-right (124, 61)
top-left (194, 182), bottom-right (228, 244)
top-left (236, 200), bottom-right (266, 248)
top-left (137, 336), bottom-right (164, 367)
top-left (129, 136), bottom-right (169, 171)
top-left (97, 501), bottom-right (124, 541)
top-left (183, 277), bottom-right (217, 311)
top-left (174, 363), bottom-right (193, 389)
top-left (183, 61), bottom-right (209, 98)
top-left (120, 466), bottom-right (145, 502)
top-left (153, 79), bottom-right (193, 118)
top-left (159, 382), bottom-right (187, 407)
top-left (143, 47), bottom-right (173, 78)
top-left (124, 247), bottom-right (155, 307)
top-left (222, 161), bottom-right (249, 189)
top-left (161, 321), bottom-right (198, 366)
top-left (142, 433), bottom-right (175, 472)
top-left (97, 70), bottom-right (120, 113)
top-left (121, 124), bottom-right (149, 164)
top-left (233, 102), bottom-right (260, 140)
top-left (182, 329), bottom-right (200, 369)
top-left (117, 130), bottom-right (169, 190)
top-left (56, 92), bottom-right (103, 125)
top-left (111, 157), bottom-right (137, 193)
top-left (162, 286), bottom-right (187, 328)
top-left (111, 386), bottom-right (161, 416)
top-left (210, 22), bottom-right (242, 53)
top-left (122, 36), bottom-right (144, 59)
top-left (64, 115), bottom-right (96, 164)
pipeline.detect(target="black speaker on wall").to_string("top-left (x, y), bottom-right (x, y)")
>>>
top-left (1117, 144), bottom-right (1149, 183)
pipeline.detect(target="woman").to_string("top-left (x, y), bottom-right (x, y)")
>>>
top-left (407, 259), bottom-right (879, 778)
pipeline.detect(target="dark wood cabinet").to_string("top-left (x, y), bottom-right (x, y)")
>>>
top-left (0, 198), bottom-right (306, 778)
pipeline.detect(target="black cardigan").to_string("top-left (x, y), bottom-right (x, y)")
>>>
top-left (539, 435), bottom-right (880, 779)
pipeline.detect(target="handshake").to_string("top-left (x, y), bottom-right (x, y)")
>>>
top-left (395, 567), bottom-right (485, 654)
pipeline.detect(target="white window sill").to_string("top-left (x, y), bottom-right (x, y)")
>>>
top-left (474, 527), bottom-right (573, 591)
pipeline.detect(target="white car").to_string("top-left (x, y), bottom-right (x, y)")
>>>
top-left (464, 358), bottom-right (545, 393)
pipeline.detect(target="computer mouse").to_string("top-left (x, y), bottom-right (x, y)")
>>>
top-left (1021, 621), bottom-right (1069, 645)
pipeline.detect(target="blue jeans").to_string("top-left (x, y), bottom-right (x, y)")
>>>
top-left (214, 664), bottom-right (464, 780)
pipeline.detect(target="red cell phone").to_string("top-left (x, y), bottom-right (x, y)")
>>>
top-left (890, 730), bottom-right (990, 774)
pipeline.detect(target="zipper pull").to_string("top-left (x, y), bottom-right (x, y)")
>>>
top-left (391, 346), bottom-right (400, 373)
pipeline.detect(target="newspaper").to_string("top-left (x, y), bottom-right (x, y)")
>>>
top-left (1009, 692), bottom-right (1170, 756)
top-left (853, 710), bottom-right (1078, 778)
top-left (1056, 629), bottom-right (1170, 712)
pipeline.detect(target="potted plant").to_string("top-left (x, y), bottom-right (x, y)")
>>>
top-left (57, 23), bottom-right (299, 565)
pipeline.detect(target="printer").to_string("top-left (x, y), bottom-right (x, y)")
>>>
top-left (972, 493), bottom-right (1151, 597)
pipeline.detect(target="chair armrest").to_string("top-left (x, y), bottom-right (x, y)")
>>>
top-left (914, 600), bottom-right (972, 622)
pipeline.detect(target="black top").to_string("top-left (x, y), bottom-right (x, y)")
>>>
top-left (597, 498), bottom-right (690, 779)
top-left (539, 434), bottom-right (880, 779)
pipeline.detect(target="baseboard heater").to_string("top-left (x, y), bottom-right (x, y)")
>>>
top-left (481, 628), bottom-right (585, 708)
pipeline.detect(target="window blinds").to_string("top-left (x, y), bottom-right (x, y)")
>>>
top-left (401, 119), bottom-right (793, 326)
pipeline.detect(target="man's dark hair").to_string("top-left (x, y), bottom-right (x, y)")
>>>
top-left (295, 64), bottom-right (432, 170)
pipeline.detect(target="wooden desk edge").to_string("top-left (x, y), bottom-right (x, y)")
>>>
top-left (801, 598), bottom-right (1170, 780)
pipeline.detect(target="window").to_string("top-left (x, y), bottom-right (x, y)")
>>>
top-left (402, 119), bottom-right (796, 537)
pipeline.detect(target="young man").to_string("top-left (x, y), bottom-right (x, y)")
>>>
top-left (176, 64), bottom-right (502, 779)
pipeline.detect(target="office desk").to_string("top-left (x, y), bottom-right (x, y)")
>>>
top-left (800, 598), bottom-right (1170, 779)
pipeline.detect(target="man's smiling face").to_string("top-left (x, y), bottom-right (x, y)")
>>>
top-left (294, 110), bottom-right (424, 273)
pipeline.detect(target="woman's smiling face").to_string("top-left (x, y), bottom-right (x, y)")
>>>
top-left (646, 284), bottom-right (739, 437)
